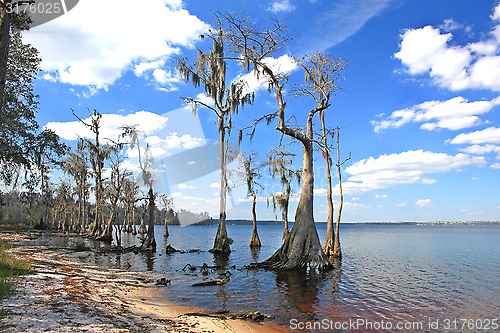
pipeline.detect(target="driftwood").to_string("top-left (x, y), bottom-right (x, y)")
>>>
top-left (182, 263), bottom-right (219, 276)
top-left (165, 244), bottom-right (181, 254)
top-left (184, 310), bottom-right (275, 322)
top-left (155, 277), bottom-right (171, 286)
top-left (192, 277), bottom-right (229, 286)
top-left (165, 244), bottom-right (203, 254)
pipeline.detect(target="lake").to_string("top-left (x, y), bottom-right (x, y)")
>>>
top-left (37, 222), bottom-right (500, 331)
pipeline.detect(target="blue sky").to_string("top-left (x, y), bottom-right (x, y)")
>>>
top-left (24, 0), bottom-right (500, 222)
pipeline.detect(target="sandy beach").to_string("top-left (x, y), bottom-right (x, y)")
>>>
top-left (0, 233), bottom-right (288, 333)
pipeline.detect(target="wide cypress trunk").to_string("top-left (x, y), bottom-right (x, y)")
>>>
top-left (96, 210), bottom-right (114, 242)
top-left (262, 143), bottom-right (332, 271)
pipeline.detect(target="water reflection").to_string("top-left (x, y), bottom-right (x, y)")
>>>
top-left (142, 251), bottom-right (155, 271)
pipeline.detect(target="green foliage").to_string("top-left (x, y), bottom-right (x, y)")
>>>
top-left (1, 14), bottom-right (67, 188)
top-left (0, 241), bottom-right (31, 299)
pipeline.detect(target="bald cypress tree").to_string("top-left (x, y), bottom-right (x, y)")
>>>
top-left (177, 20), bottom-right (254, 254)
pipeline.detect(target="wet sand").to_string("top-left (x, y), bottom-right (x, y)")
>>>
top-left (0, 232), bottom-right (288, 333)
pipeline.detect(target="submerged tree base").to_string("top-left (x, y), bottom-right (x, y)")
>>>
top-left (249, 232), bottom-right (261, 248)
top-left (252, 250), bottom-right (333, 272)
top-left (251, 217), bottom-right (333, 272)
top-left (210, 227), bottom-right (233, 254)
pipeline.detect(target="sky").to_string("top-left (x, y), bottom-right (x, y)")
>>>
top-left (22, 0), bottom-right (500, 223)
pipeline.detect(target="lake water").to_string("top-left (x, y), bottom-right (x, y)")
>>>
top-left (34, 223), bottom-right (500, 331)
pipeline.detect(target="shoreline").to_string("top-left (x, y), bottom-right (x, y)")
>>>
top-left (0, 232), bottom-right (288, 333)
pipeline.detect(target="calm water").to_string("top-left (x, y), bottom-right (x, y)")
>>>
top-left (33, 223), bottom-right (500, 331)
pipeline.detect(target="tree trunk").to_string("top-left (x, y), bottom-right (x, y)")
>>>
top-left (0, 4), bottom-right (10, 111)
top-left (138, 207), bottom-right (147, 234)
top-left (281, 182), bottom-right (290, 245)
top-left (262, 142), bottom-right (332, 271)
top-left (81, 198), bottom-right (87, 234)
top-left (249, 193), bottom-right (261, 248)
top-left (131, 208), bottom-right (137, 235)
top-left (332, 130), bottom-right (344, 259)
top-left (320, 111), bottom-right (336, 257)
top-left (211, 118), bottom-right (231, 253)
top-left (141, 187), bottom-right (156, 252)
top-left (163, 212), bottom-right (169, 238)
top-left (96, 209), bottom-right (114, 242)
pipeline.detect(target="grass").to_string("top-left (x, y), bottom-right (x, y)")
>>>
top-left (0, 241), bottom-right (32, 299)
top-left (0, 223), bottom-right (32, 232)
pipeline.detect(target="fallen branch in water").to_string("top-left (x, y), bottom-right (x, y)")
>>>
top-left (192, 278), bottom-right (229, 286)
top-left (184, 310), bottom-right (275, 322)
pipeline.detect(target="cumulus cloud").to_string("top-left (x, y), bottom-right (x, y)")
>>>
top-left (177, 183), bottom-right (196, 190)
top-left (267, 0), bottom-right (296, 13)
top-left (313, 188), bottom-right (328, 196)
top-left (395, 3), bottom-right (500, 91)
top-left (449, 127), bottom-right (500, 145)
top-left (416, 199), bottom-right (433, 208)
top-left (372, 96), bottom-right (500, 132)
top-left (45, 110), bottom-right (169, 141)
top-left (23, 0), bottom-right (210, 88)
top-left (449, 127), bottom-right (500, 162)
top-left (238, 54), bottom-right (297, 94)
top-left (343, 149), bottom-right (485, 193)
top-left (457, 144), bottom-right (500, 158)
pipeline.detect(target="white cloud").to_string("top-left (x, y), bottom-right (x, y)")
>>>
top-left (267, 0), bottom-right (296, 13)
top-left (458, 144), bottom-right (500, 159)
top-left (491, 163), bottom-right (500, 169)
top-left (177, 183), bottom-right (196, 190)
top-left (450, 127), bottom-right (500, 162)
top-left (134, 59), bottom-right (166, 76)
top-left (23, 0), bottom-right (210, 88)
top-left (416, 199), bottom-right (433, 208)
top-left (421, 178), bottom-right (437, 184)
top-left (440, 19), bottom-right (465, 32)
top-left (449, 127), bottom-right (500, 145)
top-left (209, 182), bottom-right (221, 189)
top-left (375, 194), bottom-right (388, 199)
top-left (344, 149), bottom-right (485, 194)
top-left (372, 96), bottom-right (500, 132)
top-left (236, 196), bottom-right (268, 203)
top-left (395, 4), bottom-right (500, 91)
top-left (152, 68), bottom-right (180, 87)
top-left (170, 192), bottom-right (220, 217)
top-left (299, 0), bottom-right (394, 53)
top-left (314, 188), bottom-right (328, 196)
top-left (238, 54), bottom-right (297, 94)
top-left (44, 110), bottom-right (168, 141)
